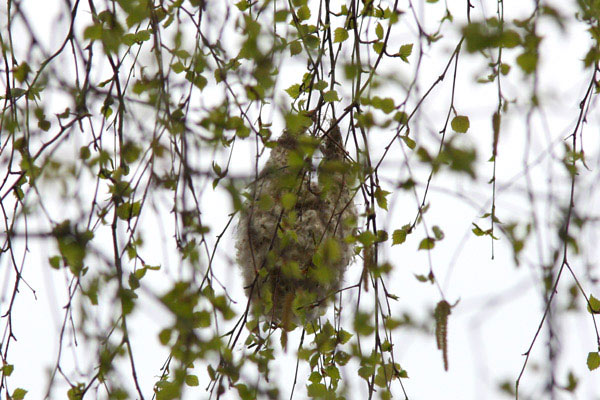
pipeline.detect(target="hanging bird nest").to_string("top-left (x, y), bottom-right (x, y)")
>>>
top-left (235, 117), bottom-right (357, 329)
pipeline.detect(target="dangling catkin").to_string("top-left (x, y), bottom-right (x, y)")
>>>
top-left (235, 121), bottom-right (356, 327)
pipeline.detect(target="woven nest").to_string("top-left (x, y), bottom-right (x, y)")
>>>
top-left (235, 122), bottom-right (356, 328)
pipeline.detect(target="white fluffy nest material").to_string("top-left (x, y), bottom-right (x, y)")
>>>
top-left (235, 123), bottom-right (356, 327)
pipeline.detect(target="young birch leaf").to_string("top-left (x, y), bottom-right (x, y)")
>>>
top-left (289, 40), bottom-right (302, 56)
top-left (235, 0), bottom-right (250, 11)
top-left (314, 80), bottom-right (328, 90)
top-left (587, 352), bottom-right (600, 371)
top-left (12, 389), bottom-right (27, 400)
top-left (432, 226), bottom-right (445, 240)
top-left (398, 43), bottom-right (413, 62)
top-left (323, 90), bottom-right (339, 102)
top-left (297, 5), bottom-right (311, 21)
top-left (334, 27), bottom-right (349, 43)
top-left (374, 187), bottom-right (391, 210)
top-left (285, 84), bottom-right (301, 99)
top-left (516, 52), bottom-right (538, 74)
top-left (418, 237), bottom-right (435, 250)
top-left (392, 226), bottom-right (410, 245)
top-left (401, 135), bottom-right (416, 149)
top-left (185, 375), bottom-right (200, 387)
top-left (588, 294), bottom-right (600, 314)
top-left (375, 23), bottom-right (384, 40)
top-left (451, 115), bottom-right (470, 133)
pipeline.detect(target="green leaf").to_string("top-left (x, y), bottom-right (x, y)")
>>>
top-left (12, 388), bottom-right (27, 400)
top-left (159, 329), bottom-right (172, 345)
top-left (334, 351), bottom-right (351, 365)
top-left (185, 71), bottom-right (208, 90)
top-left (392, 227), bottom-right (409, 245)
top-left (516, 52), bottom-right (538, 74)
top-left (307, 383), bottom-right (327, 397)
top-left (285, 111), bottom-right (313, 133)
top-left (394, 111), bottom-right (409, 124)
top-left (418, 237), bottom-right (435, 250)
top-left (501, 29), bottom-right (521, 48)
top-left (323, 90), bottom-right (340, 102)
top-left (373, 42), bottom-right (384, 54)
top-left (451, 115), bottom-right (470, 133)
top-left (194, 310), bottom-right (211, 328)
top-left (122, 33), bottom-right (137, 46)
top-left (236, 384), bottom-right (255, 400)
top-left (587, 352), bottom-right (600, 371)
top-left (304, 33), bottom-right (320, 48)
top-left (375, 23), bottom-right (384, 40)
top-left (374, 187), bottom-right (391, 210)
top-left (401, 135), bottom-right (416, 149)
top-left (472, 223), bottom-right (485, 236)
top-left (297, 5), bottom-right (311, 21)
top-left (289, 40), bottom-right (302, 56)
top-left (285, 84), bottom-right (301, 99)
top-left (354, 312), bottom-right (374, 336)
top-left (171, 61), bottom-right (186, 74)
top-left (588, 294), bottom-right (600, 314)
top-left (432, 226), bottom-right (444, 240)
top-left (372, 96), bottom-right (395, 114)
top-left (128, 273), bottom-right (140, 290)
top-left (357, 231), bottom-right (376, 247)
top-left (398, 43), bottom-right (413, 62)
top-left (38, 119), bottom-right (51, 131)
top-left (185, 375), bottom-right (199, 387)
top-left (136, 30), bottom-right (151, 42)
top-left (67, 384), bottom-right (86, 400)
top-left (1, 364), bottom-right (14, 376)
top-left (83, 23), bottom-right (103, 41)
top-left (79, 146), bottom-right (91, 160)
top-left (337, 329), bottom-right (353, 344)
top-left (258, 194), bottom-right (274, 211)
top-left (314, 80), bottom-right (328, 90)
top-left (564, 371), bottom-right (578, 392)
top-left (334, 27), bottom-right (349, 43)
top-left (10, 88), bottom-right (27, 99)
top-left (324, 365), bottom-right (340, 380)
top-left (358, 365), bottom-right (375, 379)
top-left (49, 256), bottom-right (62, 269)
top-left (13, 63), bottom-right (31, 83)
top-left (584, 47), bottom-right (600, 68)
top-left (275, 10), bottom-right (288, 22)
top-left (281, 192), bottom-right (297, 210)
top-left (235, 0), bottom-right (250, 11)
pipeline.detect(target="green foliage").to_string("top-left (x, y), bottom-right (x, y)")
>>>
top-left (587, 352), bottom-right (600, 371)
top-left (397, 43), bottom-right (413, 62)
top-left (12, 388), bottom-right (27, 400)
top-left (451, 115), bottom-right (470, 133)
top-left (588, 295), bottom-right (600, 313)
top-left (2, 1), bottom-right (599, 399)
top-left (392, 225), bottom-right (411, 245)
top-left (334, 27), bottom-right (349, 43)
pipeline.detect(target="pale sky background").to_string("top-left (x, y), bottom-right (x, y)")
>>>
top-left (1, 0), bottom-right (600, 399)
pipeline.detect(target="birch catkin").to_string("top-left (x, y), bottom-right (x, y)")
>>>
top-left (236, 121), bottom-right (356, 328)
